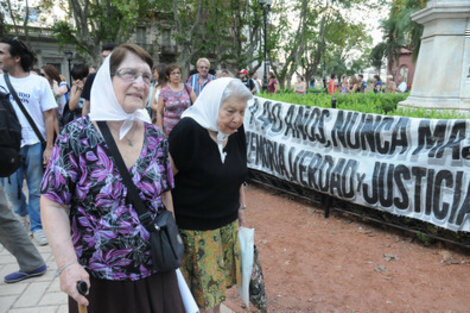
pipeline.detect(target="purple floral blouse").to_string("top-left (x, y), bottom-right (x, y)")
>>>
top-left (41, 116), bottom-right (174, 281)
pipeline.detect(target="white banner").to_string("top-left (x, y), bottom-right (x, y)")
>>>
top-left (245, 97), bottom-right (470, 232)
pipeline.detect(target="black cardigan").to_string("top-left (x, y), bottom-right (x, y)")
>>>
top-left (169, 117), bottom-right (247, 230)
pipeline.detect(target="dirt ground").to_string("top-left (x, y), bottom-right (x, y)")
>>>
top-left (224, 184), bottom-right (470, 313)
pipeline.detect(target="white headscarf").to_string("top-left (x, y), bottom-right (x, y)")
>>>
top-left (88, 53), bottom-right (151, 139)
top-left (181, 77), bottom-right (236, 163)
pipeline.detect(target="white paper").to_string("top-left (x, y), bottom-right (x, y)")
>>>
top-left (176, 269), bottom-right (199, 313)
top-left (238, 226), bottom-right (255, 307)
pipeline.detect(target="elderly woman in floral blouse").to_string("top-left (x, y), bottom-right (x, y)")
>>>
top-left (40, 44), bottom-right (184, 313)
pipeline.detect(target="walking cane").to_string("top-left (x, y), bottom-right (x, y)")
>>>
top-left (77, 280), bottom-right (88, 313)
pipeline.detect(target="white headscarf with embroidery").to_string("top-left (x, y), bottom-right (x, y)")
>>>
top-left (181, 77), bottom-right (237, 163)
top-left (88, 52), bottom-right (151, 139)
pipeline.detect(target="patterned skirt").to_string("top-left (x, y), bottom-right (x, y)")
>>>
top-left (179, 219), bottom-right (242, 310)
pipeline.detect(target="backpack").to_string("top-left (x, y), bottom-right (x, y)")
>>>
top-left (61, 100), bottom-right (83, 126)
top-left (0, 89), bottom-right (22, 177)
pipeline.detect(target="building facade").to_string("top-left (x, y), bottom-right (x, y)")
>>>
top-left (389, 48), bottom-right (416, 90)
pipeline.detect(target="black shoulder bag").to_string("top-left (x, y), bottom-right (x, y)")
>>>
top-left (4, 73), bottom-right (46, 148)
top-left (97, 121), bottom-right (184, 272)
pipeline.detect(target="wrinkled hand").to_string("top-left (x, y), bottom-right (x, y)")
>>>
top-left (59, 263), bottom-right (90, 307)
top-left (43, 146), bottom-right (53, 166)
top-left (238, 209), bottom-right (246, 227)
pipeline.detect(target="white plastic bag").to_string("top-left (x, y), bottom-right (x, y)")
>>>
top-left (238, 226), bottom-right (255, 307)
top-left (176, 268), bottom-right (199, 313)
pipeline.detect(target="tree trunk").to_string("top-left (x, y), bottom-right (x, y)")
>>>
top-left (6, 0), bottom-right (20, 37)
top-left (0, 12), bottom-right (7, 38)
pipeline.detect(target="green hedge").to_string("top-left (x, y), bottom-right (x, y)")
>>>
top-left (259, 92), bottom-right (468, 119)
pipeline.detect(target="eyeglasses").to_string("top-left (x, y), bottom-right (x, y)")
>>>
top-left (198, 66), bottom-right (209, 70)
top-left (113, 68), bottom-right (152, 85)
top-left (170, 71), bottom-right (181, 76)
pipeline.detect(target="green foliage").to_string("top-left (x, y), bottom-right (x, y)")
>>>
top-left (2, 0), bottom-right (33, 40)
top-left (258, 92), bottom-right (465, 119)
top-left (269, 0), bottom-right (373, 89)
top-left (371, 0), bottom-right (429, 70)
top-left (51, 21), bottom-right (79, 46)
top-left (416, 231), bottom-right (434, 245)
top-left (47, 0), bottom-right (153, 62)
top-left (0, 11), bottom-right (7, 38)
top-left (152, 0), bottom-right (261, 72)
top-left (391, 107), bottom-right (470, 119)
top-left (369, 42), bottom-right (386, 71)
top-left (259, 92), bottom-right (406, 114)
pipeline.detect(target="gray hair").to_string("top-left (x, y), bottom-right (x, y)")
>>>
top-left (221, 79), bottom-right (253, 104)
top-left (196, 57), bottom-right (210, 67)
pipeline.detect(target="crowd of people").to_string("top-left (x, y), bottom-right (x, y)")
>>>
top-left (0, 38), bottom-right (257, 313)
top-left (328, 72), bottom-right (409, 95)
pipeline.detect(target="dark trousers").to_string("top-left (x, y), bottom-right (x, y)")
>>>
top-left (0, 185), bottom-right (44, 272)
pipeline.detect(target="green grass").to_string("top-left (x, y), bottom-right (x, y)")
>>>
top-left (258, 92), bottom-right (467, 119)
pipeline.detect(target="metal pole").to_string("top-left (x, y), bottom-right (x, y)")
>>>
top-left (64, 50), bottom-right (74, 86)
top-left (67, 58), bottom-right (72, 86)
top-left (262, 5), bottom-right (268, 91)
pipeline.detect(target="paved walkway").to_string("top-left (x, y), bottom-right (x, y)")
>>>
top-left (0, 241), bottom-right (65, 313)
top-left (0, 180), bottom-right (234, 312)
top-left (0, 240), bottom-right (233, 312)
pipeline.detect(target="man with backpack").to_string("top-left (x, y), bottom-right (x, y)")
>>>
top-left (0, 37), bottom-right (57, 246)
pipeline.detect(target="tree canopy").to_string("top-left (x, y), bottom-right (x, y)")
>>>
top-left (268, 0), bottom-right (375, 89)
top-left (48, 0), bottom-right (152, 64)
top-left (370, 0), bottom-right (428, 73)
top-left (2, 0), bottom-right (402, 82)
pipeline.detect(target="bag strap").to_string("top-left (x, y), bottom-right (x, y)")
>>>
top-left (97, 121), bottom-right (154, 227)
top-left (4, 73), bottom-right (46, 144)
top-left (184, 84), bottom-right (193, 106)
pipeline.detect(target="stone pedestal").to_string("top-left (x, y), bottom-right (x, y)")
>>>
top-left (399, 0), bottom-right (470, 113)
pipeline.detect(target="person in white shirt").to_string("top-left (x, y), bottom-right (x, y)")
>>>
top-left (252, 71), bottom-right (262, 94)
top-left (0, 37), bottom-right (57, 246)
top-left (397, 76), bottom-right (408, 93)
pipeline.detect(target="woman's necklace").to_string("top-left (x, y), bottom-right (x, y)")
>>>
top-left (109, 123), bottom-right (137, 147)
top-left (125, 126), bottom-right (137, 147)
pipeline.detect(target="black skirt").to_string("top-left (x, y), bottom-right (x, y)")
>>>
top-left (68, 270), bottom-right (185, 313)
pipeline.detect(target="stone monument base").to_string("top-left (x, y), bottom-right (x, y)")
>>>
top-left (399, 0), bottom-right (470, 115)
top-left (399, 96), bottom-right (470, 114)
